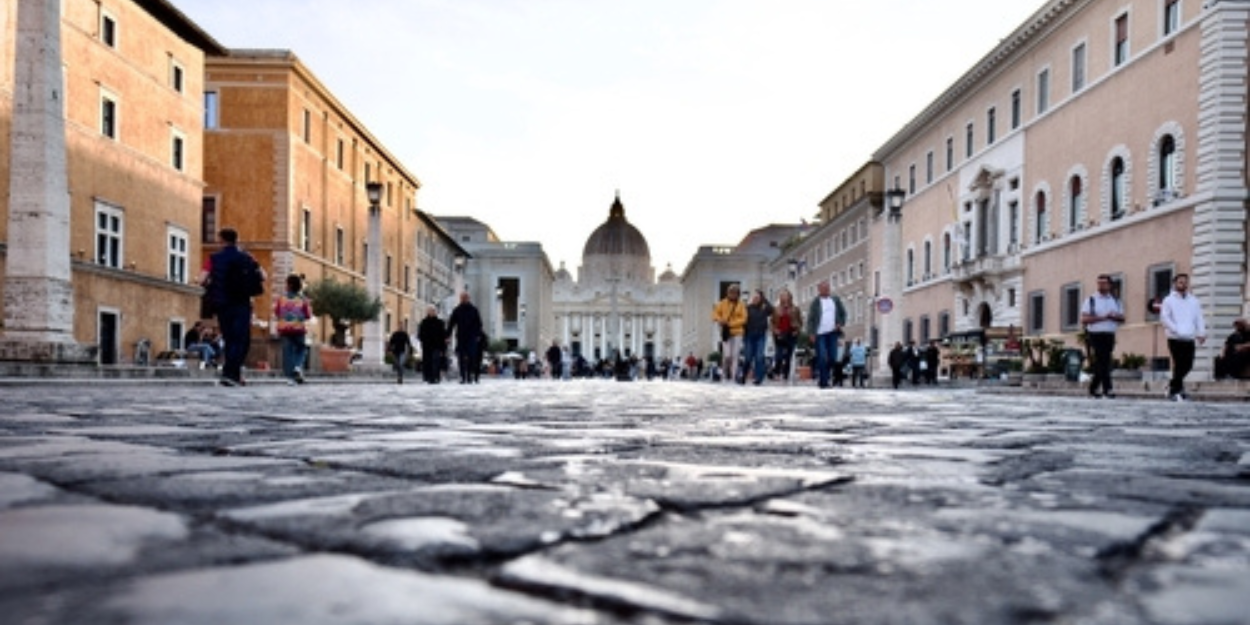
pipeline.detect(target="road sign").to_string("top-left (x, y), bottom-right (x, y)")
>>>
top-left (877, 298), bottom-right (893, 314)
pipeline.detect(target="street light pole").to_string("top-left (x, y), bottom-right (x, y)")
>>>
top-left (875, 187), bottom-right (907, 381)
top-left (362, 181), bottom-right (384, 366)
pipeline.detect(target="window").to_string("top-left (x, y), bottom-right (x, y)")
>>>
top-left (965, 122), bottom-right (974, 158)
top-left (1163, 0), bottom-right (1180, 36)
top-left (926, 151), bottom-right (934, 184)
top-left (945, 137), bottom-right (954, 172)
top-left (101, 91), bottom-right (118, 139)
top-left (938, 312), bottom-right (950, 339)
top-left (171, 130), bottom-right (185, 171)
top-left (943, 232), bottom-right (952, 272)
top-left (1037, 69), bottom-right (1051, 114)
top-left (300, 209), bottom-right (312, 252)
top-left (170, 59), bottom-right (185, 93)
top-left (1011, 89), bottom-right (1022, 130)
top-left (361, 242), bottom-right (368, 274)
top-left (404, 264), bottom-right (411, 292)
top-left (923, 240), bottom-right (932, 277)
top-left (335, 227), bottom-right (345, 265)
top-left (169, 320), bottom-right (185, 351)
top-left (920, 316), bottom-right (931, 344)
top-left (167, 227), bottom-right (188, 283)
top-left (908, 164), bottom-right (916, 194)
top-left (1068, 175), bottom-right (1084, 232)
top-left (302, 109), bottom-right (311, 143)
top-left (987, 107), bottom-right (997, 145)
top-left (906, 249), bottom-right (915, 285)
top-left (1034, 191), bottom-right (1048, 244)
top-left (336, 139), bottom-right (345, 170)
top-left (201, 196), bottom-right (217, 243)
top-left (203, 92), bottom-right (219, 130)
top-left (385, 254), bottom-right (393, 286)
top-left (1147, 264), bottom-right (1174, 319)
top-left (1029, 291), bottom-right (1046, 334)
top-left (1062, 283), bottom-right (1083, 330)
top-left (1009, 201), bottom-right (1020, 247)
top-left (1008, 289), bottom-right (1017, 308)
top-left (1159, 135), bottom-right (1177, 193)
top-left (903, 319), bottom-right (914, 345)
top-left (100, 10), bottom-right (117, 48)
top-left (1072, 43), bottom-right (1086, 92)
top-left (1114, 14), bottom-right (1130, 66)
top-left (1110, 157), bottom-right (1127, 220)
top-left (95, 202), bottom-right (123, 268)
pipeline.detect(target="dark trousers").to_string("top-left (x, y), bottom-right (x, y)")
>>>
top-left (217, 304), bottom-right (251, 383)
top-left (421, 345), bottom-right (442, 383)
top-left (814, 332), bottom-right (840, 388)
top-left (1167, 339), bottom-right (1196, 396)
top-left (773, 333), bottom-right (796, 378)
top-left (1087, 332), bottom-right (1116, 395)
top-left (457, 348), bottom-right (480, 383)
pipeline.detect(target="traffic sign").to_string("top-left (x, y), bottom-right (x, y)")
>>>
top-left (877, 298), bottom-right (893, 314)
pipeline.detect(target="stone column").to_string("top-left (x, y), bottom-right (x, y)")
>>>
top-left (875, 207), bottom-right (904, 379)
top-left (361, 205), bottom-right (384, 366)
top-left (0, 0), bottom-right (95, 363)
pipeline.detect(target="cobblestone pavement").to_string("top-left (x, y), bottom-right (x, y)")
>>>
top-left (1, 379), bottom-right (1248, 625)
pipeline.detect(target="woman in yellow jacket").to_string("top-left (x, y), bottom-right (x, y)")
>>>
top-left (711, 284), bottom-right (748, 383)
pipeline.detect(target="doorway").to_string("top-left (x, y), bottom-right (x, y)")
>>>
top-left (99, 309), bottom-right (120, 365)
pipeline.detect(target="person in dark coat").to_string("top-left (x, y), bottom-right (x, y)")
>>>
top-left (546, 340), bottom-right (564, 380)
top-left (446, 292), bottom-right (484, 384)
top-left (888, 342), bottom-right (907, 390)
top-left (199, 228), bottom-right (265, 387)
top-left (417, 305), bottom-right (446, 384)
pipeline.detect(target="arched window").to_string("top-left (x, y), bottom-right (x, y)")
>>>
top-left (1159, 135), bottom-right (1177, 193)
top-left (1034, 191), bottom-right (1047, 243)
top-left (923, 240), bottom-right (932, 278)
top-left (1111, 157), bottom-right (1127, 220)
top-left (943, 232), bottom-right (952, 272)
top-left (1068, 176), bottom-right (1083, 231)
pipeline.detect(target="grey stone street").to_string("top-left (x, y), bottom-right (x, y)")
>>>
top-left (1, 379), bottom-right (1249, 625)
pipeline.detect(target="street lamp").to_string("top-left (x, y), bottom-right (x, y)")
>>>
top-left (886, 187), bottom-right (906, 221)
top-left (362, 180), bottom-right (385, 366)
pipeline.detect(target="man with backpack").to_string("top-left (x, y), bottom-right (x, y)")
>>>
top-left (201, 228), bottom-right (266, 387)
top-left (1080, 274), bottom-right (1125, 398)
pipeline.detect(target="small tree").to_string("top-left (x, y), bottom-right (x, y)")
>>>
top-left (304, 279), bottom-right (382, 347)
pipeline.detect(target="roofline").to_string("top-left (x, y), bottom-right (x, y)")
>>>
top-left (136, 0), bottom-right (227, 55)
top-left (416, 211), bottom-right (471, 259)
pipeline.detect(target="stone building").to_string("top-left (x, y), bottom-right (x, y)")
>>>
top-left (553, 194), bottom-right (682, 363)
top-left (872, 0), bottom-right (1247, 379)
top-left (1, 0), bottom-right (223, 364)
top-left (203, 49), bottom-right (466, 362)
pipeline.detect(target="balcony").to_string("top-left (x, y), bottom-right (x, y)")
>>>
top-left (950, 253), bottom-right (1022, 283)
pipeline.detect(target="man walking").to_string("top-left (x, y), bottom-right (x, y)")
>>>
top-left (417, 305), bottom-right (446, 384)
top-left (1160, 273), bottom-right (1207, 401)
top-left (201, 228), bottom-right (264, 387)
top-left (446, 292), bottom-right (484, 384)
top-left (387, 325), bottom-right (413, 384)
top-left (1080, 274), bottom-right (1125, 398)
top-left (806, 280), bottom-right (847, 389)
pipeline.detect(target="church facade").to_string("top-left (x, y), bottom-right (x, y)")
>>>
top-left (552, 194), bottom-right (683, 363)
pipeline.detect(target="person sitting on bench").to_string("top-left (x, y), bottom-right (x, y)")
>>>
top-left (1216, 318), bottom-right (1250, 380)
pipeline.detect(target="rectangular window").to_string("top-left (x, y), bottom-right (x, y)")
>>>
top-left (1029, 291), bottom-right (1046, 334)
top-left (920, 316), bottom-right (931, 344)
top-left (1011, 89), bottom-right (1022, 130)
top-left (100, 10), bottom-right (117, 48)
top-left (1037, 69), bottom-right (1051, 114)
top-left (362, 242), bottom-right (368, 275)
top-left (302, 109), bottom-right (311, 143)
top-left (1061, 282), bottom-right (1083, 330)
top-left (965, 122), bottom-right (974, 158)
top-left (1009, 201), bottom-right (1020, 247)
top-left (1114, 14), bottom-right (1130, 66)
top-left (101, 92), bottom-right (118, 139)
top-left (945, 137), bottom-right (954, 172)
top-left (1072, 42), bottom-right (1086, 91)
top-left (925, 151), bottom-right (934, 184)
top-left (987, 107), bottom-right (997, 145)
top-left (1163, 0), bottom-right (1180, 36)
top-left (95, 202), bottom-right (123, 268)
top-left (938, 311), bottom-right (950, 339)
top-left (335, 227), bottom-right (345, 265)
top-left (1148, 264), bottom-right (1175, 319)
top-left (908, 164), bottom-right (916, 194)
top-left (385, 254), bottom-right (393, 286)
top-left (1008, 289), bottom-right (1017, 309)
top-left (203, 91), bottom-right (219, 130)
top-left (167, 227), bottom-right (188, 284)
top-left (169, 320), bottom-right (185, 351)
top-left (171, 130), bottom-right (185, 171)
top-left (336, 139), bottom-right (345, 170)
top-left (300, 209), bottom-right (312, 252)
top-left (201, 197), bottom-right (217, 243)
top-left (170, 59), bottom-right (185, 93)
top-left (404, 264), bottom-right (411, 293)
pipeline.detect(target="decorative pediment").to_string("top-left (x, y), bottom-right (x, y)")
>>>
top-left (969, 164), bottom-right (1005, 192)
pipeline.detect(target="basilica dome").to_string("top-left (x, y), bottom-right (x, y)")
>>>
top-left (582, 193), bottom-right (651, 261)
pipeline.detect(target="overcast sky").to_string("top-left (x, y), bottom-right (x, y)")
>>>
top-left (176, 0), bottom-right (1044, 276)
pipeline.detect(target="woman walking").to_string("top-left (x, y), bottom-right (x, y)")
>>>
top-left (770, 288), bottom-right (803, 381)
top-left (273, 274), bottom-right (312, 385)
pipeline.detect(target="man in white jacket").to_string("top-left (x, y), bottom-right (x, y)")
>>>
top-left (1160, 273), bottom-right (1207, 401)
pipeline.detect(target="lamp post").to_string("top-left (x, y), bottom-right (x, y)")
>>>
top-left (495, 285), bottom-right (504, 351)
top-left (362, 181), bottom-right (384, 366)
top-left (875, 187), bottom-right (907, 380)
top-left (519, 302), bottom-right (526, 350)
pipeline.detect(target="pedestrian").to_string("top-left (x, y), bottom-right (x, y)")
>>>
top-left (546, 339), bottom-right (564, 380)
top-left (806, 280), bottom-right (847, 389)
top-left (924, 340), bottom-right (941, 385)
top-left (888, 342), bottom-right (906, 389)
top-left (273, 274), bottom-right (312, 385)
top-left (417, 305), bottom-right (446, 384)
top-left (770, 288), bottom-right (803, 381)
top-left (907, 341), bottom-right (922, 385)
top-left (446, 291), bottom-right (485, 384)
top-left (1080, 274), bottom-right (1125, 398)
top-left (200, 228), bottom-right (265, 387)
top-left (711, 284), bottom-right (747, 384)
top-left (1216, 318), bottom-right (1250, 380)
top-left (1160, 273), bottom-right (1207, 401)
top-left (849, 338), bottom-right (868, 388)
top-left (742, 290), bottom-right (773, 385)
top-left (387, 325), bottom-right (413, 384)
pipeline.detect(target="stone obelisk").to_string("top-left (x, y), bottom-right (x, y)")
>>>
top-left (1, 0), bottom-right (95, 363)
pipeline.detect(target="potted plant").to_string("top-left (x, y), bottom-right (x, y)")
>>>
top-left (303, 278), bottom-right (382, 372)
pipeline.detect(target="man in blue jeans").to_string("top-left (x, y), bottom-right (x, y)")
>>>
top-left (201, 228), bottom-right (264, 387)
top-left (806, 280), bottom-right (846, 389)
